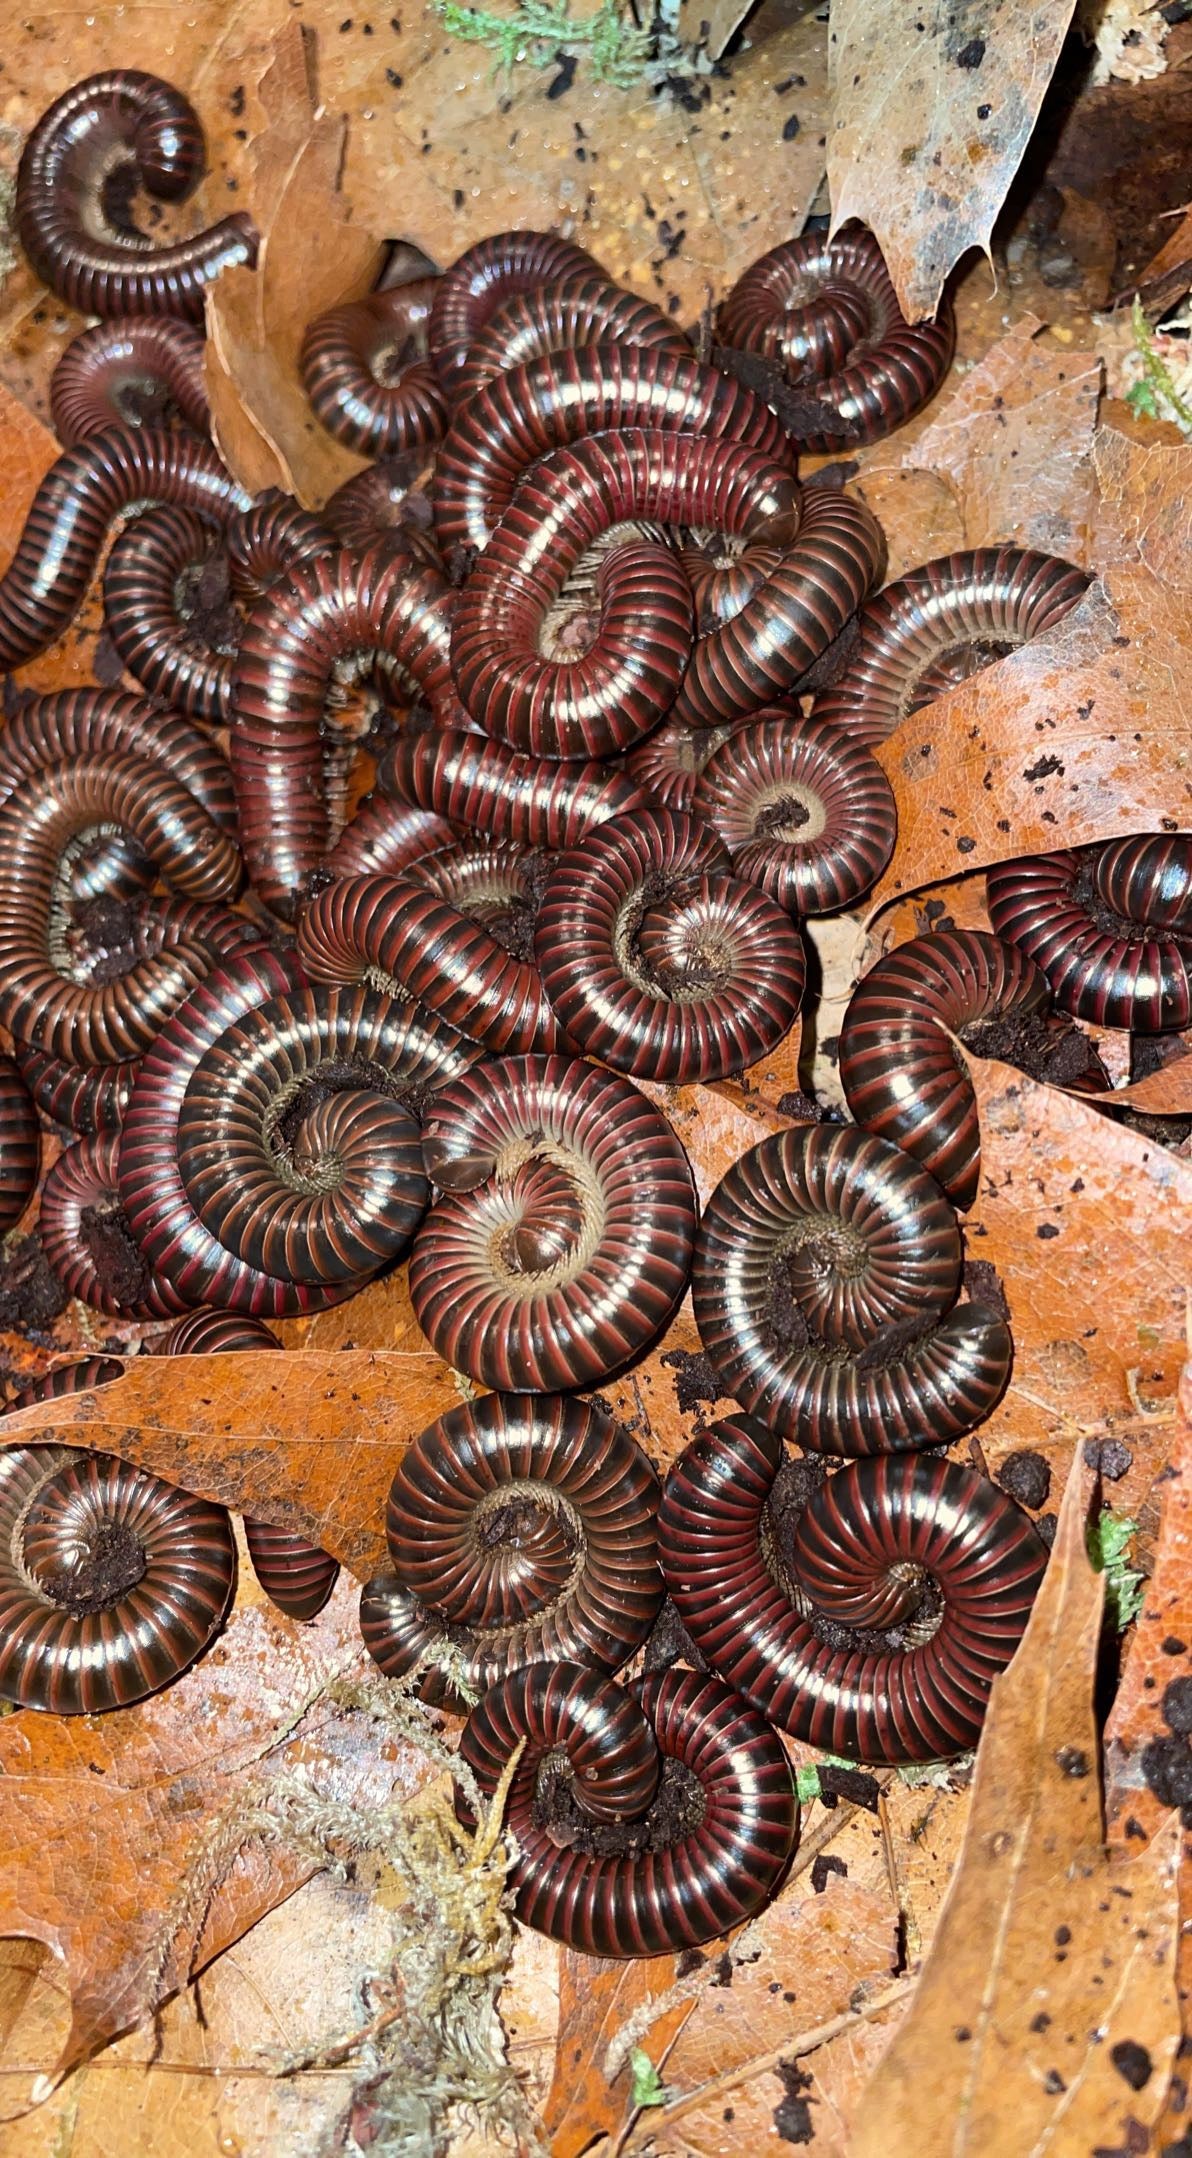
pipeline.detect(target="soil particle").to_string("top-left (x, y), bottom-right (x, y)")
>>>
top-left (1083, 1437), bottom-right (1133, 1480)
top-left (642, 1598), bottom-right (708, 1675)
top-left (961, 1004), bottom-right (1109, 1091)
top-left (775, 1090), bottom-right (824, 1122)
top-left (660, 1347), bottom-right (726, 1414)
top-left (534, 1752), bottom-right (706, 1857)
top-left (42, 1520), bottom-right (146, 1615)
top-left (0, 1236), bottom-right (69, 1331)
top-left (1162, 1678), bottom-right (1192, 1735)
top-left (811, 1852), bottom-right (848, 1893)
top-left (996, 1450), bottom-right (1052, 1510)
top-left (1111, 2040), bottom-right (1153, 2091)
top-left (773, 2060), bottom-right (815, 2144)
top-left (961, 1258), bottom-right (1010, 1320)
top-left (817, 1764), bottom-right (880, 1810)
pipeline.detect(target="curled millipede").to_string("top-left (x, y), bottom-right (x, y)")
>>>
top-left (692, 1123), bottom-right (1012, 1454)
top-left (987, 838), bottom-right (1192, 1033)
top-left (454, 274), bottom-right (689, 405)
top-left (717, 225), bottom-right (956, 451)
top-left (49, 317), bottom-right (209, 445)
top-left (360, 1392), bottom-right (661, 1701)
top-left (0, 1056), bottom-right (39, 1234)
top-left (432, 343), bottom-right (795, 559)
top-left (40, 1130), bottom-right (185, 1318)
top-left (229, 543), bottom-right (463, 919)
top-left (15, 70), bottom-right (257, 319)
top-left (427, 230), bottom-right (599, 389)
top-left (163, 1309), bottom-right (340, 1621)
top-left (409, 1052), bottom-right (696, 1391)
top-left (13, 897), bottom-right (262, 1137)
top-left (658, 1420), bottom-right (1048, 1762)
top-left (692, 714), bottom-right (898, 917)
top-left (301, 280), bottom-right (448, 456)
top-left (298, 859), bottom-right (566, 1055)
top-left (0, 688), bottom-right (238, 840)
top-left (533, 807), bottom-right (806, 1082)
top-left (0, 757), bottom-right (242, 1065)
top-left (380, 728), bottom-right (649, 847)
top-left (118, 947), bottom-right (480, 1316)
top-left (323, 455), bottom-right (440, 560)
top-left (0, 426), bottom-right (250, 672)
top-left (678, 532), bottom-right (786, 632)
top-left (458, 1660), bottom-right (798, 1955)
top-left (322, 797), bottom-right (456, 881)
top-left (0, 1366), bottom-right (235, 1715)
top-left (839, 929), bottom-right (1064, 1209)
top-left (104, 496), bottom-right (337, 723)
top-left (810, 547), bottom-right (1090, 745)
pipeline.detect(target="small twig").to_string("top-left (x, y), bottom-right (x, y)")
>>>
top-left (618, 1979), bottom-right (915, 2146)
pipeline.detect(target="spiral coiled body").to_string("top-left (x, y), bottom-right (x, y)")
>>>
top-left (692, 715), bottom-right (897, 916)
top-left (118, 948), bottom-right (479, 1316)
top-left (0, 1363), bottom-right (235, 1715)
top-left (50, 317), bottom-right (209, 444)
top-left (40, 1131), bottom-right (186, 1317)
top-left (810, 548), bottom-right (1089, 744)
top-left (0, 756), bottom-right (242, 1065)
top-left (454, 274), bottom-right (688, 404)
top-left (987, 839), bottom-right (1192, 1032)
top-left (623, 716), bottom-right (749, 813)
top-left (301, 281), bottom-right (448, 455)
top-left (323, 457), bottom-right (439, 558)
top-left (104, 497), bottom-right (337, 723)
top-left (229, 544), bottom-right (461, 917)
top-left (0, 1057), bottom-right (39, 1233)
top-left (163, 1309), bottom-right (340, 1620)
top-left (432, 344), bottom-right (795, 558)
top-left (0, 426), bottom-right (250, 671)
top-left (427, 231), bottom-right (599, 388)
top-left (839, 930), bottom-right (1052, 1209)
top-left (322, 798), bottom-right (456, 882)
top-left (459, 1661), bottom-right (797, 1955)
top-left (0, 688), bottom-right (238, 840)
top-left (534, 808), bottom-right (805, 1081)
top-left (718, 226), bottom-right (955, 450)
top-left (410, 1053), bottom-right (696, 1390)
top-left (15, 71), bottom-right (257, 318)
top-left (658, 1420), bottom-right (1047, 1761)
top-left (381, 729), bottom-right (648, 848)
top-left (693, 1123), bottom-right (1011, 1453)
top-left (298, 867), bottom-right (565, 1055)
top-left (360, 1393), bottom-right (661, 1699)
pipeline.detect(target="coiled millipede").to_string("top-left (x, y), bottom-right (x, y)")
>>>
top-left (409, 1052), bottom-right (696, 1390)
top-left (0, 1055), bottom-right (39, 1233)
top-left (692, 1123), bottom-right (1012, 1453)
top-left (458, 1661), bottom-right (798, 1955)
top-left (360, 1392), bottom-right (661, 1701)
top-left (692, 714), bottom-right (898, 916)
top-left (49, 317), bottom-right (209, 445)
top-left (426, 229), bottom-right (599, 389)
top-left (301, 279), bottom-right (448, 455)
top-left (40, 1131), bottom-right (186, 1318)
top-left (454, 272), bottom-right (688, 404)
top-left (987, 836), bottom-right (1192, 1033)
top-left (658, 1420), bottom-right (1048, 1762)
top-left (380, 728), bottom-right (648, 847)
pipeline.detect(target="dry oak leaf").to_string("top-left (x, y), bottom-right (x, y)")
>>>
top-left (826, 0), bottom-right (1081, 321)
top-left (541, 1946), bottom-right (690, 2158)
top-left (854, 314), bottom-right (1102, 564)
top-left (0, 1580), bottom-right (433, 2086)
top-left (864, 426), bottom-right (1192, 913)
top-left (850, 1446), bottom-right (1183, 2158)
top-left (1105, 1359), bottom-right (1192, 2138)
top-left (962, 1055), bottom-right (1192, 1501)
top-left (205, 24), bottom-right (384, 503)
top-left (0, 1348), bottom-right (463, 1581)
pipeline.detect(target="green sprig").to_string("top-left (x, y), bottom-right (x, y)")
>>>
top-left (432, 0), bottom-right (654, 84)
top-left (1128, 295), bottom-right (1192, 433)
top-left (1088, 1507), bottom-right (1145, 1630)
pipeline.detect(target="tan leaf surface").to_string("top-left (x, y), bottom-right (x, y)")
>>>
top-left (1105, 1360), bottom-right (1192, 2137)
top-left (850, 1447), bottom-right (1183, 2157)
top-left (0, 380), bottom-right (102, 688)
top-left (205, 24), bottom-right (384, 502)
top-left (0, 1574), bottom-right (434, 2083)
top-left (826, 0), bottom-right (1081, 320)
top-left (0, 1350), bottom-right (463, 1578)
top-left (865, 427), bottom-right (1192, 911)
top-left (855, 316), bottom-right (1102, 561)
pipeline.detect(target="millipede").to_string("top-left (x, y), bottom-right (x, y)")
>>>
top-left (458, 1660), bottom-right (798, 1955)
top-left (301, 279), bottom-right (448, 455)
top-left (692, 1122), bottom-right (1012, 1453)
top-left (987, 836), bottom-right (1192, 1033)
top-left (692, 712), bottom-right (898, 916)
top-left (380, 727), bottom-right (650, 847)
top-left (15, 70), bottom-right (258, 319)
top-left (427, 230), bottom-right (600, 389)
top-left (409, 1052), bottom-right (696, 1390)
top-left (658, 1420), bottom-right (1048, 1762)
top-left (360, 1392), bottom-right (662, 1700)
top-left (40, 1130), bottom-right (187, 1318)
top-left (0, 1055), bottom-right (40, 1234)
top-left (454, 273), bottom-right (689, 405)
top-left (49, 316), bottom-right (210, 445)
top-left (0, 1364), bottom-right (236, 1715)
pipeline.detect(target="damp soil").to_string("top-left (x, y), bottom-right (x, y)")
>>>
top-left (642, 1597), bottom-right (709, 1675)
top-left (660, 1346), bottom-right (727, 1415)
top-left (469, 850), bottom-right (554, 965)
top-left (0, 1236), bottom-right (68, 1332)
top-left (996, 1449), bottom-right (1052, 1510)
top-left (711, 344), bottom-right (869, 448)
top-left (961, 1003), bottom-right (1110, 1092)
top-left (533, 1750), bottom-right (707, 1857)
top-left (272, 1059), bottom-right (428, 1152)
top-left (41, 1519), bottom-right (147, 1616)
top-left (79, 1202), bottom-right (152, 1310)
top-left (176, 548), bottom-right (245, 658)
top-left (474, 1495), bottom-right (579, 1557)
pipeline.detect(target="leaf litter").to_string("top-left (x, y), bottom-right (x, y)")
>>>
top-left (0, 2), bottom-right (1189, 2149)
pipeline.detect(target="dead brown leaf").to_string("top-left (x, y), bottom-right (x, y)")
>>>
top-left (865, 427), bottom-right (1192, 912)
top-left (541, 1949), bottom-right (690, 2157)
top-left (850, 1446), bottom-right (1183, 2157)
top-left (205, 23), bottom-right (384, 503)
top-left (826, 0), bottom-right (1081, 320)
top-left (0, 1350), bottom-right (462, 1579)
top-left (0, 1574), bottom-right (434, 2085)
top-left (0, 381), bottom-right (102, 689)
